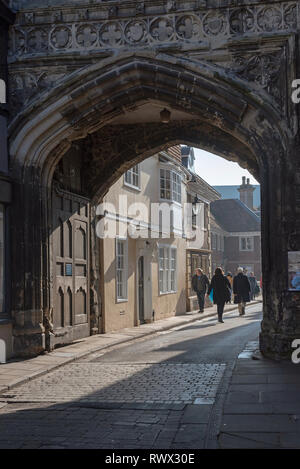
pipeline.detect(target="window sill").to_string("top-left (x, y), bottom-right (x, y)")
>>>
top-left (159, 199), bottom-right (182, 207)
top-left (123, 182), bottom-right (141, 192)
top-left (159, 291), bottom-right (178, 296)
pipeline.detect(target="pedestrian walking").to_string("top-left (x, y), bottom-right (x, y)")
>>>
top-left (207, 267), bottom-right (231, 323)
top-left (233, 267), bottom-right (251, 316)
top-left (192, 268), bottom-right (209, 313)
top-left (248, 272), bottom-right (257, 300)
top-left (226, 272), bottom-right (233, 303)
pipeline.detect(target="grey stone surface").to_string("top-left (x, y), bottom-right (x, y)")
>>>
top-left (219, 353), bottom-right (300, 449)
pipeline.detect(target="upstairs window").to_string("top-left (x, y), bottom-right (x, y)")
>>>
top-left (124, 164), bottom-right (140, 190)
top-left (240, 236), bottom-right (254, 251)
top-left (211, 233), bottom-right (217, 250)
top-left (160, 169), bottom-right (181, 203)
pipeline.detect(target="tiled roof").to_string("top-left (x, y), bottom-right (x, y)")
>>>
top-left (213, 185), bottom-right (261, 209)
top-left (166, 145), bottom-right (182, 162)
top-left (210, 199), bottom-right (261, 232)
top-left (187, 172), bottom-right (221, 203)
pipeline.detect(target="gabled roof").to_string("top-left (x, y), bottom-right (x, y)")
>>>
top-left (210, 199), bottom-right (261, 232)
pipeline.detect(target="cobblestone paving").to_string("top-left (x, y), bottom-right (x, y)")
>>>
top-left (0, 363), bottom-right (226, 405)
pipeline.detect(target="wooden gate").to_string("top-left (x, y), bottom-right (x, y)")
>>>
top-left (51, 186), bottom-right (90, 348)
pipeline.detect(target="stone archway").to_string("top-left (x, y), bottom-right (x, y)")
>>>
top-left (8, 50), bottom-right (299, 359)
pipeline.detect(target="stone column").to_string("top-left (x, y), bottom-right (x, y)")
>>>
top-left (0, 1), bottom-right (15, 359)
top-left (10, 167), bottom-right (46, 357)
top-left (259, 142), bottom-right (300, 359)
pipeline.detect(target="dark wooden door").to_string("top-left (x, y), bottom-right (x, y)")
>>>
top-left (52, 187), bottom-right (90, 347)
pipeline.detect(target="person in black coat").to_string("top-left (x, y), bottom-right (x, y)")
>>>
top-left (207, 267), bottom-right (231, 323)
top-left (233, 268), bottom-right (251, 316)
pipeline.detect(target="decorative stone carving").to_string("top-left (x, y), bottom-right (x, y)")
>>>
top-left (176, 15), bottom-right (201, 40)
top-left (10, 71), bottom-right (48, 112)
top-left (76, 24), bottom-right (98, 48)
top-left (52, 11), bottom-right (63, 23)
top-left (7, 2), bottom-right (300, 60)
top-left (234, 51), bottom-right (283, 108)
top-left (125, 20), bottom-right (147, 44)
top-left (50, 26), bottom-right (72, 49)
top-left (28, 28), bottom-right (48, 52)
top-left (284, 4), bottom-right (297, 29)
top-left (166, 1), bottom-right (177, 13)
top-left (99, 22), bottom-right (122, 46)
top-left (78, 9), bottom-right (89, 21)
top-left (150, 18), bottom-right (174, 42)
top-left (203, 11), bottom-right (227, 36)
top-left (24, 12), bottom-right (34, 25)
top-left (257, 7), bottom-right (282, 32)
top-left (136, 2), bottom-right (145, 16)
top-left (230, 8), bottom-right (255, 34)
top-left (108, 6), bottom-right (118, 18)
top-left (14, 28), bottom-right (26, 55)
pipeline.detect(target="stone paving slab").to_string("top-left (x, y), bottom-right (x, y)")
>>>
top-left (0, 399), bottom-right (215, 449)
top-left (219, 340), bottom-right (300, 449)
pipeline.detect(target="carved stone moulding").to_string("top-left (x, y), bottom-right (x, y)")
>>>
top-left (9, 3), bottom-right (299, 58)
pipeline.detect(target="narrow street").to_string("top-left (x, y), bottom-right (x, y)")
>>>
top-left (0, 305), bottom-right (261, 449)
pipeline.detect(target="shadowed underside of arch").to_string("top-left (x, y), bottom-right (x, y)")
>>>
top-left (9, 52), bottom-right (289, 187)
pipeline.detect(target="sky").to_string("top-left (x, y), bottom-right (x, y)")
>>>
top-left (193, 148), bottom-right (259, 186)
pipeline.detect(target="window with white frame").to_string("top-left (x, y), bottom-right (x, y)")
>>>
top-left (211, 233), bottom-right (217, 250)
top-left (124, 164), bottom-right (140, 189)
top-left (0, 205), bottom-right (4, 313)
top-left (116, 239), bottom-right (128, 301)
top-left (159, 246), bottom-right (177, 294)
top-left (239, 236), bottom-right (254, 251)
top-left (160, 169), bottom-right (181, 203)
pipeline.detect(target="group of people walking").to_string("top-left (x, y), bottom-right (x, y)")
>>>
top-left (192, 267), bottom-right (257, 323)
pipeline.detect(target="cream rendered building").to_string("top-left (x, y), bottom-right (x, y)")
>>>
top-left (99, 149), bottom-right (188, 333)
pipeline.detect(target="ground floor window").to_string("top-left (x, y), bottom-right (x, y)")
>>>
top-left (116, 238), bottom-right (128, 301)
top-left (0, 204), bottom-right (4, 313)
top-left (159, 245), bottom-right (177, 294)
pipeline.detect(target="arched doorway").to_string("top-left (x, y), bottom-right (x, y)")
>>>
top-left (8, 53), bottom-right (298, 359)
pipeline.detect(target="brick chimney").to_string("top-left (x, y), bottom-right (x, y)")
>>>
top-left (238, 176), bottom-right (255, 210)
